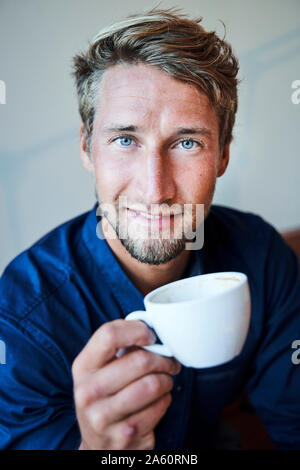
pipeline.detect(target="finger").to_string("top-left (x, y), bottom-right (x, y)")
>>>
top-left (72, 319), bottom-right (156, 380)
top-left (116, 328), bottom-right (157, 358)
top-left (85, 373), bottom-right (174, 429)
top-left (76, 349), bottom-right (181, 406)
top-left (115, 345), bottom-right (140, 358)
top-left (107, 393), bottom-right (172, 450)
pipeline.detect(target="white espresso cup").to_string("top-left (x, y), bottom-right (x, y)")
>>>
top-left (125, 272), bottom-right (251, 368)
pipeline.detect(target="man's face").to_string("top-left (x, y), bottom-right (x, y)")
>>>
top-left (80, 63), bottom-right (229, 264)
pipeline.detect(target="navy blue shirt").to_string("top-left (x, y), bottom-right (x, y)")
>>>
top-left (0, 204), bottom-right (300, 450)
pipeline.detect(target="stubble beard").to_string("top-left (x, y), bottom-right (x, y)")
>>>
top-left (118, 226), bottom-right (187, 265)
top-left (95, 187), bottom-right (215, 265)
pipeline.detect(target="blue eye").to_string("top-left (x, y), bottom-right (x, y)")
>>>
top-left (180, 139), bottom-right (195, 149)
top-left (119, 136), bottom-right (133, 146)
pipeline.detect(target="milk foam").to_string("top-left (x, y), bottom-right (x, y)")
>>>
top-left (151, 276), bottom-right (240, 303)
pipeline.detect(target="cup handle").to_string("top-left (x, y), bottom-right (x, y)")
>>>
top-left (124, 310), bottom-right (174, 357)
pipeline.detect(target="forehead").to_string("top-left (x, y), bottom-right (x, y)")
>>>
top-left (94, 63), bottom-right (218, 131)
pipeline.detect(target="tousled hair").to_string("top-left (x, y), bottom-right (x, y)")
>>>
top-left (72, 7), bottom-right (240, 154)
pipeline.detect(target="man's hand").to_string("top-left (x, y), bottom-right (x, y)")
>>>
top-left (72, 319), bottom-right (182, 450)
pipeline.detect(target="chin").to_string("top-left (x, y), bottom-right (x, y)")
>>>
top-left (119, 236), bottom-right (186, 265)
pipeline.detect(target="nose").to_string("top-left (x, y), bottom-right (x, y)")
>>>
top-left (137, 149), bottom-right (176, 205)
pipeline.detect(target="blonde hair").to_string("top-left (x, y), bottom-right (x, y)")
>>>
top-left (72, 7), bottom-right (240, 154)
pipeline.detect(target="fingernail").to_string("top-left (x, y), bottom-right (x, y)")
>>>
top-left (116, 347), bottom-right (126, 358)
top-left (148, 328), bottom-right (157, 344)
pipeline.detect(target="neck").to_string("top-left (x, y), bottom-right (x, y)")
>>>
top-left (101, 218), bottom-right (191, 296)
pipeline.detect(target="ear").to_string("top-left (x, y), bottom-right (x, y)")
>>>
top-left (79, 123), bottom-right (94, 173)
top-left (217, 142), bottom-right (230, 177)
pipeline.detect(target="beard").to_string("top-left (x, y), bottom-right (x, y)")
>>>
top-left (95, 186), bottom-right (215, 265)
top-left (117, 228), bottom-right (187, 265)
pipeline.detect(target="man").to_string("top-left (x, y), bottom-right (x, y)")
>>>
top-left (0, 8), bottom-right (299, 450)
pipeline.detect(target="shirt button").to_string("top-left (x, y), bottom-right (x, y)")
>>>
top-left (176, 385), bottom-right (183, 392)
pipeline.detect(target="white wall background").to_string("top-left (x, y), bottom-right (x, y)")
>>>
top-left (0, 0), bottom-right (300, 274)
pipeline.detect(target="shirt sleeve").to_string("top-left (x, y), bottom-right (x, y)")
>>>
top-left (0, 309), bottom-right (81, 449)
top-left (246, 225), bottom-right (300, 449)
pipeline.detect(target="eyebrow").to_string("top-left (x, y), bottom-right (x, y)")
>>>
top-left (102, 125), bottom-right (214, 138)
top-left (176, 127), bottom-right (213, 138)
top-left (102, 125), bottom-right (137, 133)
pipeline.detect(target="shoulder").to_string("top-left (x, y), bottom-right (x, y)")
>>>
top-left (208, 204), bottom-right (274, 239)
top-left (208, 204), bottom-right (300, 305)
top-left (203, 204), bottom-right (297, 284)
top-left (206, 204), bottom-right (279, 255)
top-left (0, 207), bottom-right (93, 322)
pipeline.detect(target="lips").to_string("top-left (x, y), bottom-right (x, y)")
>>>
top-left (127, 209), bottom-right (181, 219)
top-left (126, 208), bottom-right (182, 230)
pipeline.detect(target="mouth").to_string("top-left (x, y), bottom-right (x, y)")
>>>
top-left (126, 208), bottom-right (182, 229)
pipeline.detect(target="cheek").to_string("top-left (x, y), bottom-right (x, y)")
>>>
top-left (92, 147), bottom-right (132, 198)
top-left (180, 157), bottom-right (218, 198)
